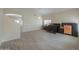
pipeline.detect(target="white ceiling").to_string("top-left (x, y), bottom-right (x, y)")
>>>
top-left (4, 8), bottom-right (73, 16)
top-left (35, 8), bottom-right (72, 15)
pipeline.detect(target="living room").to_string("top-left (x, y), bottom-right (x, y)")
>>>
top-left (0, 8), bottom-right (79, 50)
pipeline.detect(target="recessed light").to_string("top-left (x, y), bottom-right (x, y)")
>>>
top-left (38, 17), bottom-right (41, 19)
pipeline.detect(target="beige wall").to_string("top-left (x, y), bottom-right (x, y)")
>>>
top-left (4, 8), bottom-right (42, 32)
top-left (42, 9), bottom-right (79, 23)
top-left (22, 9), bottom-right (42, 32)
top-left (0, 9), bottom-right (3, 36)
top-left (51, 9), bottom-right (79, 23)
top-left (0, 8), bottom-right (42, 43)
top-left (3, 16), bottom-right (20, 33)
top-left (0, 15), bottom-right (21, 42)
top-left (42, 9), bottom-right (79, 36)
top-left (0, 8), bottom-right (22, 43)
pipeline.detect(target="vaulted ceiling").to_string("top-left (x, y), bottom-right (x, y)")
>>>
top-left (3, 8), bottom-right (73, 16)
top-left (35, 8), bottom-right (72, 15)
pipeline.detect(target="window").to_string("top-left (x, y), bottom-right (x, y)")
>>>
top-left (44, 20), bottom-right (51, 26)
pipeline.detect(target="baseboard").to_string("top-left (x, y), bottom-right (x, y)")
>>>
top-left (22, 27), bottom-right (42, 33)
top-left (0, 32), bottom-right (21, 44)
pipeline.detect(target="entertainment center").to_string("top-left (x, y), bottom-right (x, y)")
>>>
top-left (43, 23), bottom-right (78, 37)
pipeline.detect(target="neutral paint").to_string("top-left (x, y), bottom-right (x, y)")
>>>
top-left (3, 8), bottom-right (43, 32)
top-left (0, 14), bottom-right (21, 43)
top-left (0, 8), bottom-right (43, 43)
top-left (42, 9), bottom-right (79, 36)
top-left (0, 9), bottom-right (3, 37)
top-left (35, 8), bottom-right (72, 15)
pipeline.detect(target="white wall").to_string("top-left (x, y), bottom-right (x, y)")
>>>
top-left (0, 8), bottom-right (23, 44)
top-left (42, 9), bottom-right (79, 36)
top-left (0, 8), bottom-right (43, 43)
top-left (0, 14), bottom-right (21, 43)
top-left (4, 8), bottom-right (43, 32)
top-left (22, 9), bottom-right (42, 32)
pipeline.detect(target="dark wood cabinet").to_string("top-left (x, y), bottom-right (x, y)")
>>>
top-left (59, 28), bottom-right (64, 34)
top-left (43, 23), bottom-right (78, 37)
